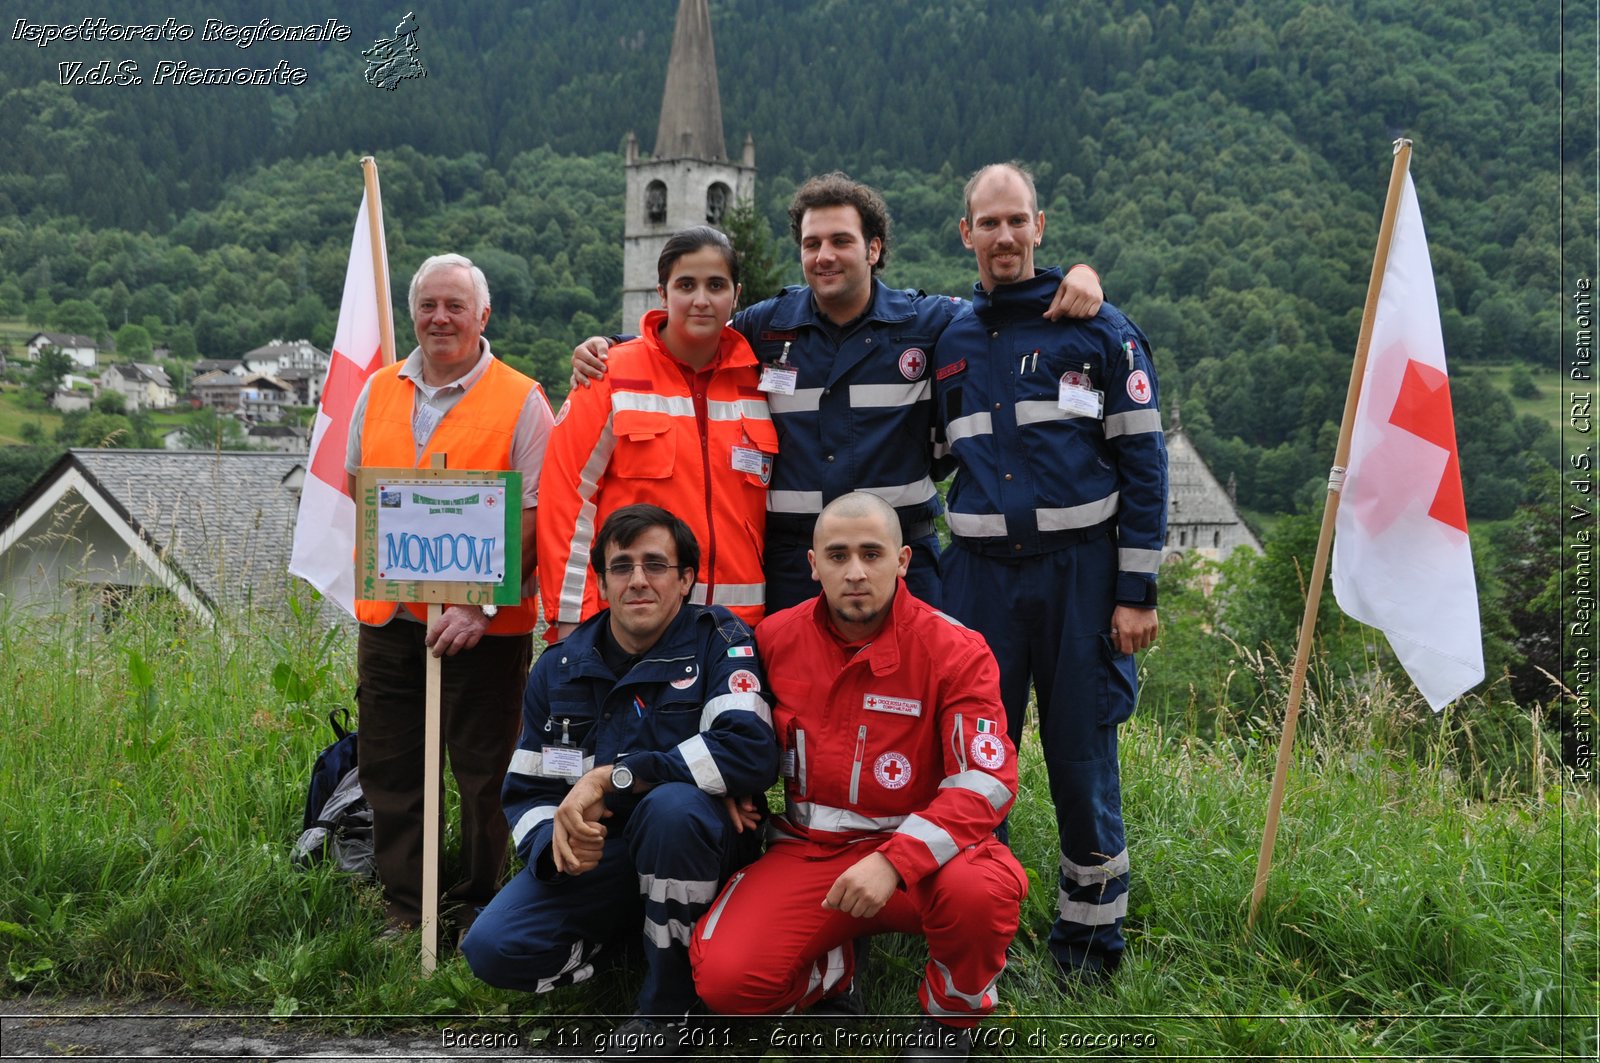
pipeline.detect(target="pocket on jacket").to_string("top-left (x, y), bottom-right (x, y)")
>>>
top-left (611, 409), bottom-right (676, 479)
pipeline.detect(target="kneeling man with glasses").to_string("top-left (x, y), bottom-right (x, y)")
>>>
top-left (462, 504), bottom-right (779, 1052)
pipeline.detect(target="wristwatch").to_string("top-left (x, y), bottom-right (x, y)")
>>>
top-left (610, 762), bottom-right (635, 792)
top-left (480, 603), bottom-right (498, 618)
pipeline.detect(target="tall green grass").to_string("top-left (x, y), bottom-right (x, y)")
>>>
top-left (0, 594), bottom-right (1592, 1059)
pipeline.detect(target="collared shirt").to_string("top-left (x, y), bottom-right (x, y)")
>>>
top-left (344, 339), bottom-right (551, 507)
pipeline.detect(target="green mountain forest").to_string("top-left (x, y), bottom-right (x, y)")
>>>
top-left (0, 0), bottom-right (1578, 524)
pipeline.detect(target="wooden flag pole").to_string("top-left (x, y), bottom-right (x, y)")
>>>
top-left (359, 156), bottom-right (397, 368)
top-left (1247, 139), bottom-right (1413, 928)
top-left (421, 454), bottom-right (447, 973)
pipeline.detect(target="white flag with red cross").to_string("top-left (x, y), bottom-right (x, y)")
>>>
top-left (289, 187), bottom-right (390, 616)
top-left (1331, 173), bottom-right (1484, 710)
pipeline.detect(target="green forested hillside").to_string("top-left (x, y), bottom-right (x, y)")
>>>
top-left (0, 0), bottom-right (1579, 517)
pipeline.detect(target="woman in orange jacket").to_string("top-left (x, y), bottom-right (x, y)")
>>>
top-left (538, 226), bottom-right (776, 638)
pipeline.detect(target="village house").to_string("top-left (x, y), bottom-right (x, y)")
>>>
top-left (26, 332), bottom-right (101, 370)
top-left (0, 449), bottom-right (313, 624)
top-left (101, 363), bottom-right (177, 411)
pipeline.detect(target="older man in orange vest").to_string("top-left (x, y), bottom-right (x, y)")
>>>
top-left (344, 253), bottom-right (555, 934)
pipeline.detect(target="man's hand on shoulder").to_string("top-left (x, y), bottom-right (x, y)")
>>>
top-left (569, 336), bottom-right (611, 390)
top-left (1044, 264), bottom-right (1104, 320)
top-left (425, 604), bottom-right (491, 657)
top-left (822, 851), bottom-right (902, 919)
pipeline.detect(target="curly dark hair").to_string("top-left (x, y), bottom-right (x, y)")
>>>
top-left (787, 172), bottom-right (892, 273)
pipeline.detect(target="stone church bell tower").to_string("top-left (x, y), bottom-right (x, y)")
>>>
top-left (621, 0), bottom-right (756, 331)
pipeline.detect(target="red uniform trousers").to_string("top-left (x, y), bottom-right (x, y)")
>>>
top-left (690, 834), bottom-right (1027, 1028)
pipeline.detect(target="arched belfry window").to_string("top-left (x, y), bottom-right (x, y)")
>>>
top-left (646, 180), bottom-right (667, 225)
top-left (706, 182), bottom-right (730, 224)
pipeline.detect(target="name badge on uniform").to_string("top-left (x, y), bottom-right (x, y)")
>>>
top-left (864, 693), bottom-right (922, 717)
top-left (758, 365), bottom-right (797, 394)
top-left (1058, 372), bottom-right (1104, 419)
top-left (731, 446), bottom-right (767, 474)
top-left (541, 745), bottom-right (585, 777)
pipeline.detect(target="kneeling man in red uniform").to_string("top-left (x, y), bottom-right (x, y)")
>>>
top-left (690, 492), bottom-right (1027, 1062)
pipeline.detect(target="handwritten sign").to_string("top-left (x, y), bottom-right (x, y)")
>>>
top-left (356, 467), bottom-right (522, 605)
top-left (377, 481), bottom-right (505, 581)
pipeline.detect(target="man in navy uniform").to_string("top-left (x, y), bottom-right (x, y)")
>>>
top-left (461, 504), bottom-right (778, 1052)
top-left (934, 163), bottom-right (1167, 986)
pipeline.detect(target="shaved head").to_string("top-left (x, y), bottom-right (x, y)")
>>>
top-left (814, 491), bottom-right (902, 551)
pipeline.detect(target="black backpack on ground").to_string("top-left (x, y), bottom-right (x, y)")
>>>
top-left (292, 707), bottom-right (375, 878)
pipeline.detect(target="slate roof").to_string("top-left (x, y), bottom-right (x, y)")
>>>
top-left (7, 449), bottom-right (308, 614)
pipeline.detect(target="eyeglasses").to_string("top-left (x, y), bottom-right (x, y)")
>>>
top-left (605, 560), bottom-right (682, 579)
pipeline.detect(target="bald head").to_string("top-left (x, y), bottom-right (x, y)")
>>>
top-left (814, 491), bottom-right (902, 551)
top-left (809, 492), bottom-right (909, 640)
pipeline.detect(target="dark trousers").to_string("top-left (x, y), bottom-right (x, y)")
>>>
top-left (463, 783), bottom-right (754, 1016)
top-left (357, 620), bottom-right (531, 926)
top-left (942, 535), bottom-right (1136, 975)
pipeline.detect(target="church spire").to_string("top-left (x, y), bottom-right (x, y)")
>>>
top-left (653, 0), bottom-right (727, 161)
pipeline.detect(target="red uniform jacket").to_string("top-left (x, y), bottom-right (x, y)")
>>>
top-left (756, 582), bottom-right (1018, 888)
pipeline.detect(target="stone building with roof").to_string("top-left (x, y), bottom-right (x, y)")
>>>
top-left (1163, 412), bottom-right (1262, 565)
top-left (0, 449), bottom-right (313, 622)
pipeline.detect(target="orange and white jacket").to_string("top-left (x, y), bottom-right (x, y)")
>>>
top-left (537, 311), bottom-right (777, 634)
top-left (356, 356), bottom-right (544, 634)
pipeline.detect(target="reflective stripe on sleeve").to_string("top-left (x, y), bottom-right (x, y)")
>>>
top-left (1104, 409), bottom-right (1163, 438)
top-left (1118, 548), bottom-right (1163, 574)
top-left (511, 805), bottom-right (556, 848)
top-left (897, 813), bottom-right (959, 866)
top-left (556, 418), bottom-right (618, 623)
top-left (938, 769), bottom-right (1013, 810)
top-left (677, 733), bottom-right (728, 794)
top-left (700, 691), bottom-right (773, 731)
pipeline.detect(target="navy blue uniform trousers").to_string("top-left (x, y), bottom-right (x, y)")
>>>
top-left (461, 783), bottom-right (753, 1016)
top-left (942, 531), bottom-right (1135, 975)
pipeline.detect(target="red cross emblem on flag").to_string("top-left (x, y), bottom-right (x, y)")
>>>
top-left (970, 733), bottom-right (1006, 770)
top-left (899, 347), bottom-right (927, 380)
top-left (1126, 369), bottom-right (1151, 405)
top-left (485, 492), bottom-right (498, 508)
top-left (728, 669), bottom-right (760, 694)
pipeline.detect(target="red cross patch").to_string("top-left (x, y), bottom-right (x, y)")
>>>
top-left (1125, 369), bottom-right (1151, 405)
top-left (970, 733), bottom-right (1006, 770)
top-left (728, 669), bottom-right (760, 695)
top-left (899, 347), bottom-right (927, 381)
top-left (874, 751), bottom-right (911, 789)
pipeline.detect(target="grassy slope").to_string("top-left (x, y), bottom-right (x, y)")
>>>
top-left (0, 595), bottom-right (1591, 1059)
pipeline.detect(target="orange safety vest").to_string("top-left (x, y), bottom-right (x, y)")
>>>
top-left (355, 356), bottom-right (544, 633)
top-left (537, 311), bottom-right (776, 634)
